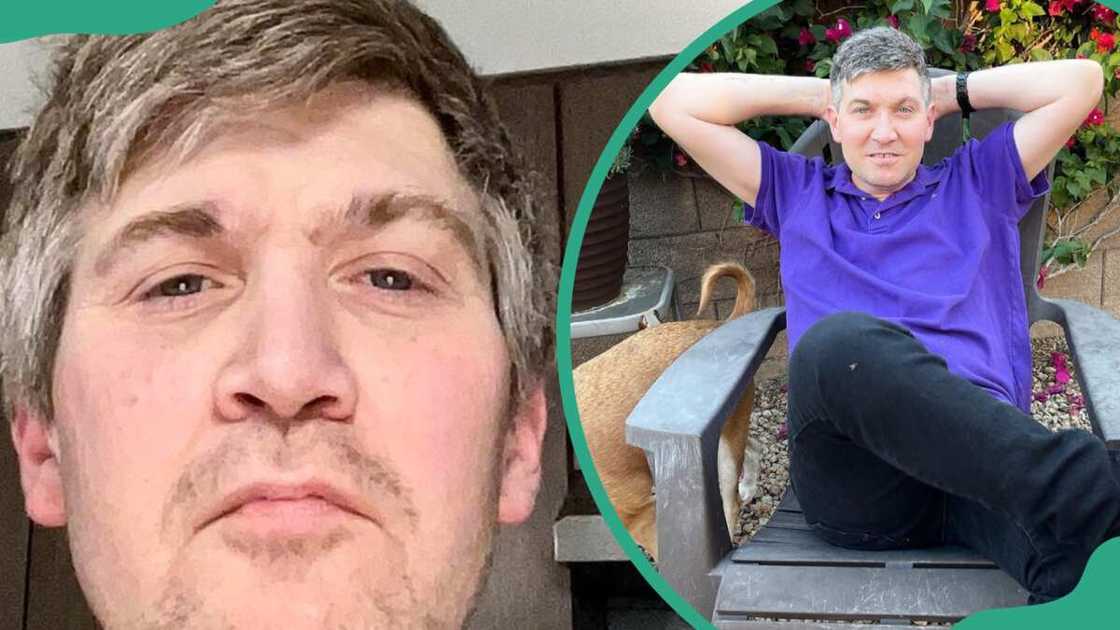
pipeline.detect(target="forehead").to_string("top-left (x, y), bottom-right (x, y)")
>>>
top-left (90, 85), bottom-right (479, 238)
top-left (841, 68), bottom-right (924, 103)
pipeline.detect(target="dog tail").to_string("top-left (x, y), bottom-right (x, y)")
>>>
top-left (696, 262), bottom-right (757, 320)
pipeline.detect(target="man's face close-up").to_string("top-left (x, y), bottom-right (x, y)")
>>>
top-left (14, 86), bottom-right (541, 630)
top-left (828, 67), bottom-right (936, 199)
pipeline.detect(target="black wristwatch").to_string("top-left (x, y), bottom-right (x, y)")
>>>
top-left (956, 72), bottom-right (974, 119)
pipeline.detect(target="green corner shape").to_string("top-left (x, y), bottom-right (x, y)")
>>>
top-left (1, 1), bottom-right (215, 43)
top-left (555, 0), bottom-right (1120, 628)
top-left (955, 537), bottom-right (1120, 629)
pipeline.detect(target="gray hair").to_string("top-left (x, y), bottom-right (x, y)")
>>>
top-left (1, 0), bottom-right (559, 420)
top-left (830, 26), bottom-right (931, 106)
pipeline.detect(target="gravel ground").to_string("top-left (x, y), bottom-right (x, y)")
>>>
top-left (732, 335), bottom-right (1092, 546)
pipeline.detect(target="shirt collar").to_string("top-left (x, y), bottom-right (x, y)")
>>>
top-left (826, 162), bottom-right (943, 200)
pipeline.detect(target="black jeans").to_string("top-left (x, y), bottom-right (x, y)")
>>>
top-left (787, 311), bottom-right (1120, 602)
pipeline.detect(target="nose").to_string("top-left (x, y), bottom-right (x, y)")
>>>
top-left (214, 270), bottom-right (357, 425)
top-left (870, 110), bottom-right (898, 144)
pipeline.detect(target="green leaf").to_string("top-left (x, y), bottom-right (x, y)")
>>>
top-left (792, 0), bottom-right (814, 16)
top-left (1030, 48), bottom-right (1053, 61)
top-left (933, 28), bottom-right (955, 55)
top-left (1021, 1), bottom-right (1046, 17)
top-left (758, 34), bottom-right (779, 57)
top-left (999, 8), bottom-right (1017, 26)
top-left (810, 24), bottom-right (827, 41)
top-left (920, 0), bottom-right (935, 14)
top-left (776, 127), bottom-right (794, 149)
top-left (930, 0), bottom-right (953, 18)
top-left (891, 0), bottom-right (915, 13)
top-left (908, 13), bottom-right (930, 42)
top-left (996, 40), bottom-right (1015, 62)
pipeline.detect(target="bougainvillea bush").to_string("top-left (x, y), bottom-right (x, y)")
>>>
top-left (635, 0), bottom-right (1120, 278)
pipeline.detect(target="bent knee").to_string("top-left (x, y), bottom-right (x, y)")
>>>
top-left (791, 311), bottom-right (883, 372)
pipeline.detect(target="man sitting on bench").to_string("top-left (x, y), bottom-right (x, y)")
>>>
top-left (649, 26), bottom-right (1119, 602)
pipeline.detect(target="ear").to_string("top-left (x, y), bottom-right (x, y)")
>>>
top-left (496, 382), bottom-right (547, 525)
top-left (10, 404), bottom-right (67, 527)
top-left (925, 102), bottom-right (937, 142)
top-left (824, 104), bottom-right (841, 144)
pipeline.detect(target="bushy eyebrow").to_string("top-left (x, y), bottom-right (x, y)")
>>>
top-left (336, 192), bottom-right (482, 264)
top-left (93, 203), bottom-right (224, 275)
top-left (91, 192), bottom-right (483, 276)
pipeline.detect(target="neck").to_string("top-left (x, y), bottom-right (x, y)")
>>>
top-left (851, 169), bottom-right (918, 201)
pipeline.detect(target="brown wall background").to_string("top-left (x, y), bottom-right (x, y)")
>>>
top-left (0, 60), bottom-right (666, 629)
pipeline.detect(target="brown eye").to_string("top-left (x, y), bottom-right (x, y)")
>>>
top-left (154, 274), bottom-right (208, 297)
top-left (367, 269), bottom-right (413, 290)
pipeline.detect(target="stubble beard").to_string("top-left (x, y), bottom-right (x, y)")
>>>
top-left (107, 419), bottom-right (512, 630)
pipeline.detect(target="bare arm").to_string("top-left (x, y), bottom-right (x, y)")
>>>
top-left (648, 73), bottom-right (831, 206)
top-left (929, 60), bottom-right (1103, 180)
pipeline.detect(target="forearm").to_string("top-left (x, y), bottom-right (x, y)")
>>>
top-left (932, 60), bottom-right (1102, 117)
top-left (649, 73), bottom-right (831, 129)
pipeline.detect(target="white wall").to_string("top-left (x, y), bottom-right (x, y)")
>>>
top-left (413, 1), bottom-right (746, 75)
top-left (0, 1), bottom-right (749, 129)
top-left (0, 39), bottom-right (52, 130)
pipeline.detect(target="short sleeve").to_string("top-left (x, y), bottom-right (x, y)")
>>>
top-left (741, 141), bottom-right (825, 239)
top-left (958, 121), bottom-right (1050, 222)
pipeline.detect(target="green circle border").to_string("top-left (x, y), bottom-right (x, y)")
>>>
top-left (555, 2), bottom-right (780, 627)
top-left (0, 1), bottom-right (214, 43)
top-left (554, 1), bottom-right (1120, 628)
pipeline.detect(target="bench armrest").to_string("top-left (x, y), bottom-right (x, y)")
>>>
top-left (625, 306), bottom-right (786, 617)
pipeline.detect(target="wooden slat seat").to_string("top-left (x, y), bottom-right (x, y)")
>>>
top-left (711, 490), bottom-right (1027, 627)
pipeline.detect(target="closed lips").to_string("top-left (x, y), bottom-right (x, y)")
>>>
top-left (198, 481), bottom-right (371, 531)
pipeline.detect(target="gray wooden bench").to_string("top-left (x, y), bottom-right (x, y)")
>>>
top-left (712, 490), bottom-right (1026, 626)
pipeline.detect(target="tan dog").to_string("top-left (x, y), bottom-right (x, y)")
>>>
top-left (574, 262), bottom-right (758, 561)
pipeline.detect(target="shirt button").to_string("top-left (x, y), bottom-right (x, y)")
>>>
top-left (874, 212), bottom-right (881, 220)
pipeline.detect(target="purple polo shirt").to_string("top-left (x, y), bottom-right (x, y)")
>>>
top-left (745, 122), bottom-right (1048, 412)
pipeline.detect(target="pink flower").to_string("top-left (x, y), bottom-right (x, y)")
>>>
top-left (1047, 383), bottom-right (1067, 395)
top-left (1115, 66), bottom-right (1120, 80)
top-left (826, 18), bottom-right (852, 44)
top-left (1085, 107), bottom-right (1105, 126)
top-left (985, 0), bottom-right (1001, 12)
top-left (887, 15), bottom-right (900, 28)
top-left (1056, 366), bottom-right (1072, 384)
top-left (1093, 4), bottom-right (1116, 23)
top-left (1034, 391), bottom-right (1050, 403)
top-left (1065, 137), bottom-right (1077, 149)
top-left (674, 150), bottom-right (689, 168)
top-left (960, 34), bottom-right (977, 53)
top-left (1037, 265), bottom-right (1049, 289)
top-left (804, 59), bottom-right (816, 72)
top-left (699, 62), bottom-right (715, 73)
top-left (1051, 351), bottom-right (1068, 371)
top-left (1049, 0), bottom-right (1064, 15)
top-left (1098, 31), bottom-right (1117, 52)
top-left (798, 27), bottom-right (816, 46)
top-left (776, 421), bottom-right (789, 440)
